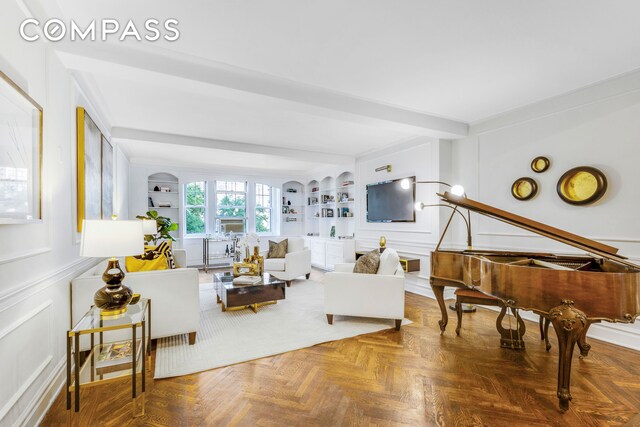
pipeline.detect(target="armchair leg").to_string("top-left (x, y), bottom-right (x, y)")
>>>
top-left (305, 273), bottom-right (311, 279)
top-left (326, 314), bottom-right (334, 325)
top-left (395, 319), bottom-right (402, 331)
top-left (188, 332), bottom-right (197, 345)
top-left (286, 280), bottom-right (292, 287)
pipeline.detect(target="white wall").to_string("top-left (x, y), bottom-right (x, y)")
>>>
top-left (0, 2), bottom-right (127, 425)
top-left (451, 69), bottom-right (640, 350)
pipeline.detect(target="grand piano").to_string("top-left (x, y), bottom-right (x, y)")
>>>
top-left (430, 192), bottom-right (640, 412)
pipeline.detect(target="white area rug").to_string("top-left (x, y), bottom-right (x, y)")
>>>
top-left (154, 279), bottom-right (410, 378)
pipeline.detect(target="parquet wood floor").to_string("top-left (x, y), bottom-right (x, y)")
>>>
top-left (42, 269), bottom-right (640, 426)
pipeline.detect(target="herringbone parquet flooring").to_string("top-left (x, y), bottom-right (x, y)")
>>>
top-left (42, 269), bottom-right (640, 426)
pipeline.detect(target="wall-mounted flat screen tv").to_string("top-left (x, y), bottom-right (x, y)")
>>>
top-left (366, 176), bottom-right (415, 223)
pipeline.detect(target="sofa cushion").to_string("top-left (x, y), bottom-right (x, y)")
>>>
top-left (353, 249), bottom-right (380, 274)
top-left (126, 253), bottom-right (169, 272)
top-left (145, 241), bottom-right (176, 269)
top-left (377, 249), bottom-right (400, 275)
top-left (268, 239), bottom-right (288, 258)
top-left (264, 258), bottom-right (286, 271)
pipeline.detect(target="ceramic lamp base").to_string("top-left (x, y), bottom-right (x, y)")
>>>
top-left (95, 258), bottom-right (133, 316)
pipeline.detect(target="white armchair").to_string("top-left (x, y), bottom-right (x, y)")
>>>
top-left (323, 249), bottom-right (405, 330)
top-left (71, 249), bottom-right (200, 346)
top-left (262, 237), bottom-right (312, 287)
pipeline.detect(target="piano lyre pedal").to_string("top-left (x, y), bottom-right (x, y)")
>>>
top-left (430, 192), bottom-right (640, 412)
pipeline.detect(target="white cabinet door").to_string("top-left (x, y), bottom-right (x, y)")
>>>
top-left (310, 240), bottom-right (326, 268)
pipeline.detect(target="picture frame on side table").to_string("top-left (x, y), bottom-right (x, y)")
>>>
top-left (0, 71), bottom-right (43, 223)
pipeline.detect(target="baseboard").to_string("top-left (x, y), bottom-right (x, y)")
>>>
top-left (19, 357), bottom-right (66, 427)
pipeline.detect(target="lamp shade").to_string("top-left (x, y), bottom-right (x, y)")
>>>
top-left (80, 220), bottom-right (144, 257)
top-left (142, 219), bottom-right (158, 235)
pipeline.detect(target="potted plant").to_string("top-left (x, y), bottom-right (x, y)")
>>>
top-left (136, 210), bottom-right (178, 245)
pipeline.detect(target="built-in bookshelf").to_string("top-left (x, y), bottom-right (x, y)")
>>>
top-left (147, 172), bottom-right (180, 244)
top-left (305, 171), bottom-right (354, 239)
top-left (281, 180), bottom-right (305, 235)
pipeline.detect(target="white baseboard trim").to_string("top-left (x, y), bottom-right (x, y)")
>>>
top-left (20, 357), bottom-right (66, 427)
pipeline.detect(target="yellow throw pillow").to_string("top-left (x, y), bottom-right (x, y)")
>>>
top-left (126, 254), bottom-right (169, 272)
top-left (144, 241), bottom-right (176, 269)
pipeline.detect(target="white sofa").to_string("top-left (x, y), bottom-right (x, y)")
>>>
top-left (71, 249), bottom-right (200, 345)
top-left (262, 237), bottom-right (312, 286)
top-left (323, 249), bottom-right (405, 330)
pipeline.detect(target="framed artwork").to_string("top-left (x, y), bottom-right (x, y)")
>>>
top-left (77, 107), bottom-right (113, 231)
top-left (0, 71), bottom-right (43, 223)
top-left (101, 135), bottom-right (113, 219)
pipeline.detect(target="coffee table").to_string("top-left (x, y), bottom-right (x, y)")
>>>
top-left (213, 272), bottom-right (286, 313)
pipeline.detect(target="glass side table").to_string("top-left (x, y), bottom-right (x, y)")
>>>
top-left (66, 299), bottom-right (151, 418)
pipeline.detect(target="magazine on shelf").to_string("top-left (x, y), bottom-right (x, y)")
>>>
top-left (95, 339), bottom-right (143, 375)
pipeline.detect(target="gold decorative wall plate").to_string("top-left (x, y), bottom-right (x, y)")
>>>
top-left (531, 156), bottom-right (550, 173)
top-left (556, 166), bottom-right (607, 205)
top-left (511, 177), bottom-right (538, 201)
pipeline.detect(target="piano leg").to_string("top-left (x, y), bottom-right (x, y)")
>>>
top-left (577, 322), bottom-right (593, 358)
top-left (431, 283), bottom-right (448, 333)
top-left (549, 300), bottom-right (587, 412)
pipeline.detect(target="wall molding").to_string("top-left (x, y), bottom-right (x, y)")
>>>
top-left (0, 247), bottom-right (51, 266)
top-left (0, 301), bottom-right (53, 423)
top-left (477, 231), bottom-right (640, 245)
top-left (0, 257), bottom-right (97, 313)
top-left (21, 357), bottom-right (66, 427)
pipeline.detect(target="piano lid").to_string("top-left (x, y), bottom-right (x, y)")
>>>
top-left (438, 191), bottom-right (640, 268)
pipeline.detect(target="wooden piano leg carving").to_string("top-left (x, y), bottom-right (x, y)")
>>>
top-left (577, 323), bottom-right (592, 358)
top-left (550, 300), bottom-right (587, 413)
top-left (431, 283), bottom-right (448, 333)
top-left (455, 302), bottom-right (462, 336)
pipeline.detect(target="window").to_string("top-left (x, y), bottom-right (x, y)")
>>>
top-left (255, 183), bottom-right (272, 233)
top-left (216, 181), bottom-right (246, 233)
top-left (185, 181), bottom-right (206, 235)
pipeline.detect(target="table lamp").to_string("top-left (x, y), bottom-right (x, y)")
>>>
top-left (80, 219), bottom-right (144, 316)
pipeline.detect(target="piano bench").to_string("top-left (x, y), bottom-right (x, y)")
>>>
top-left (454, 288), bottom-right (527, 350)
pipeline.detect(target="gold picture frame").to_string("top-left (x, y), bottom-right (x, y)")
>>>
top-left (0, 71), bottom-right (43, 223)
top-left (233, 262), bottom-right (259, 277)
top-left (77, 107), bottom-right (113, 231)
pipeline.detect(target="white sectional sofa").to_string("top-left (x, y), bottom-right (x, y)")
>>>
top-left (71, 249), bottom-right (200, 345)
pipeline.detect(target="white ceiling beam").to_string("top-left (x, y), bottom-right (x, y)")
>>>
top-left (111, 127), bottom-right (353, 165)
top-left (54, 43), bottom-right (468, 138)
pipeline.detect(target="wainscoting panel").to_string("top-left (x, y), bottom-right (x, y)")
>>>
top-left (0, 258), bottom-right (97, 427)
top-left (0, 301), bottom-right (53, 422)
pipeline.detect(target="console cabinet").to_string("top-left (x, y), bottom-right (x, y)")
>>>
top-left (304, 237), bottom-right (356, 271)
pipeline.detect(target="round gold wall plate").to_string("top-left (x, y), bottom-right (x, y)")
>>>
top-left (531, 156), bottom-right (550, 173)
top-left (511, 177), bottom-right (538, 201)
top-left (556, 166), bottom-right (607, 205)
